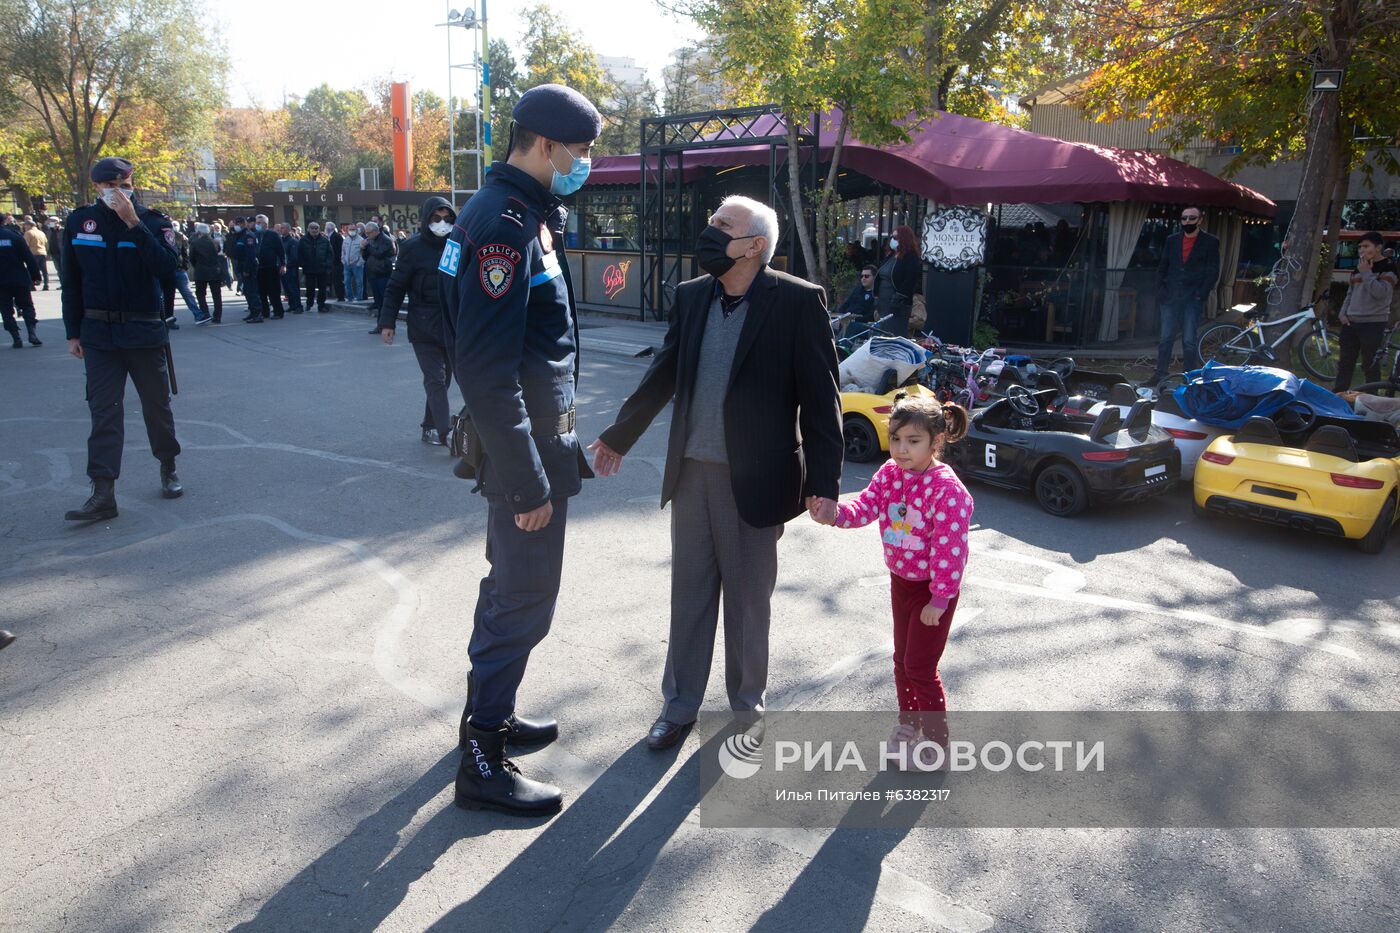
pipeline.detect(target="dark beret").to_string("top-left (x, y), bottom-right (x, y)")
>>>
top-left (90, 157), bottom-right (134, 183)
top-left (512, 84), bottom-right (602, 144)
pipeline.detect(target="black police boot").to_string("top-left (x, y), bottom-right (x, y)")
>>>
top-left (160, 463), bottom-right (183, 499)
top-left (26, 325), bottom-right (41, 346)
top-left (64, 478), bottom-right (118, 522)
top-left (8, 331), bottom-right (20, 349)
top-left (458, 671), bottom-right (558, 749)
top-left (455, 722), bottom-right (562, 817)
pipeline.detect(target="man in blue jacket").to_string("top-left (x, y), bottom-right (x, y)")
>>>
top-left (0, 218), bottom-right (43, 348)
top-left (60, 157), bottom-right (184, 521)
top-left (441, 83), bottom-right (600, 818)
top-left (1151, 206), bottom-right (1221, 385)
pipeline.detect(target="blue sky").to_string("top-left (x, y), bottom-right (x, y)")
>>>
top-left (217, 0), bottom-right (696, 108)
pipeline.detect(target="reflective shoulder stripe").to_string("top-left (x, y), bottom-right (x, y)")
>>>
top-left (72, 240), bottom-right (108, 248)
top-left (116, 242), bottom-right (137, 249)
top-left (528, 266), bottom-right (561, 288)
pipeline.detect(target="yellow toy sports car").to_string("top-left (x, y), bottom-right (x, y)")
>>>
top-left (841, 384), bottom-right (937, 462)
top-left (1193, 414), bottom-right (1400, 553)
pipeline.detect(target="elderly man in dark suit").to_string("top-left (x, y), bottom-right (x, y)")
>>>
top-left (590, 195), bottom-right (844, 750)
top-left (1151, 205), bottom-right (1221, 385)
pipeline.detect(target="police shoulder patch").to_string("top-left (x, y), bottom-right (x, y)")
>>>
top-left (477, 243), bottom-right (522, 299)
top-left (163, 227), bottom-right (176, 246)
top-left (438, 238), bottom-right (462, 277)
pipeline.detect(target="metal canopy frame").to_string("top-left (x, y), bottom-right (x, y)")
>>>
top-left (639, 105), bottom-right (817, 321)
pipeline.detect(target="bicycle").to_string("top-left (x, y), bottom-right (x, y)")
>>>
top-left (1197, 303), bottom-right (1338, 382)
top-left (833, 313), bottom-right (898, 360)
top-left (1351, 328), bottom-right (1400, 398)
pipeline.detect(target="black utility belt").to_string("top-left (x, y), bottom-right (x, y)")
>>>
top-left (533, 408), bottom-right (576, 435)
top-left (85, 309), bottom-right (164, 323)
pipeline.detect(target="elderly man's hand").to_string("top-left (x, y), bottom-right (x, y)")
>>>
top-left (588, 439), bottom-right (623, 476)
top-left (515, 501), bottom-right (553, 532)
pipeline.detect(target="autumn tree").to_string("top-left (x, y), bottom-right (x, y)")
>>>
top-left (1073, 0), bottom-right (1400, 314)
top-left (0, 0), bottom-right (223, 205)
top-left (682, 0), bottom-right (934, 285)
top-left (215, 108), bottom-right (327, 202)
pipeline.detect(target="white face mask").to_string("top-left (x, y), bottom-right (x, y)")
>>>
top-left (429, 220), bottom-right (452, 237)
top-left (101, 187), bottom-right (128, 208)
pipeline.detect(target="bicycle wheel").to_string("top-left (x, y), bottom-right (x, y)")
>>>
top-left (1352, 381), bottom-right (1400, 398)
top-left (1296, 325), bottom-right (1341, 382)
top-left (1198, 323), bottom-right (1252, 366)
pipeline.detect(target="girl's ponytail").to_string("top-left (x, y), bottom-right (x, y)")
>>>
top-left (941, 402), bottom-right (969, 445)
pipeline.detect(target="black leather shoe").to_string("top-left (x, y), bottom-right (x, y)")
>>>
top-left (160, 465), bottom-right (183, 499)
top-left (64, 478), bottom-right (118, 522)
top-left (368, 326), bottom-right (381, 334)
top-left (455, 723), bottom-right (562, 817)
top-left (646, 718), bottom-right (692, 751)
top-left (421, 428), bottom-right (446, 446)
top-left (246, 315), bottom-right (264, 323)
top-left (26, 329), bottom-right (41, 346)
top-left (166, 319), bottom-right (180, 330)
top-left (9, 334), bottom-right (20, 348)
top-left (291, 307), bottom-right (304, 314)
top-left (459, 672), bottom-right (558, 749)
top-left (0, 630), bottom-right (14, 651)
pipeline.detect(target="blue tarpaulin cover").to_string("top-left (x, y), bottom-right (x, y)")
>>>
top-left (1174, 362), bottom-right (1359, 428)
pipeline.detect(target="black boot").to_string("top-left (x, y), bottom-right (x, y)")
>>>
top-left (455, 722), bottom-right (562, 817)
top-left (64, 478), bottom-right (118, 522)
top-left (26, 326), bottom-right (41, 346)
top-left (160, 463), bottom-right (184, 499)
top-left (9, 332), bottom-right (20, 349)
top-left (459, 671), bottom-right (558, 749)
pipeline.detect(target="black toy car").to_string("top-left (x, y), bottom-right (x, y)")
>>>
top-left (945, 384), bottom-right (1182, 516)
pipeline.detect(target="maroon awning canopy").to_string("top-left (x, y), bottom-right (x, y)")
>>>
top-left (586, 110), bottom-right (1275, 217)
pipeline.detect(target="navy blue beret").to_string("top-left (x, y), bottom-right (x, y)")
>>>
top-left (90, 157), bottom-right (134, 183)
top-left (512, 84), bottom-right (602, 144)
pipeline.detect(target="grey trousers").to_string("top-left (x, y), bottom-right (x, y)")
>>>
top-left (662, 459), bottom-right (783, 724)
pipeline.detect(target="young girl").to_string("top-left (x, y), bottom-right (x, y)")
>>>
top-left (821, 394), bottom-right (973, 766)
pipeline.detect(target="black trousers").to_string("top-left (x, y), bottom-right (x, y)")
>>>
top-left (239, 271), bottom-right (262, 317)
top-left (412, 341), bottom-right (454, 436)
top-left (1335, 321), bottom-right (1387, 391)
top-left (332, 262), bottom-right (346, 300)
top-left (0, 286), bottom-right (37, 334)
top-left (257, 266), bottom-right (283, 315)
top-left (195, 280), bottom-right (223, 321)
top-left (304, 273), bottom-right (329, 311)
top-left (468, 495), bottom-right (569, 727)
top-left (83, 345), bottom-right (181, 480)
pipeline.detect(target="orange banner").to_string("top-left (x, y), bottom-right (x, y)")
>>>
top-left (391, 82), bottom-right (413, 190)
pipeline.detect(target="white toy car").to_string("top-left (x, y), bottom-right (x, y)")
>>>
top-left (1087, 382), bottom-right (1228, 480)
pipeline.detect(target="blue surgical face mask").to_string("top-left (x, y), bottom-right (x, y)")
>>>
top-left (549, 143), bottom-right (591, 197)
top-left (255, 223), bottom-right (265, 232)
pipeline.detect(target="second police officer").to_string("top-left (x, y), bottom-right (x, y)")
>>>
top-left (440, 84), bottom-right (600, 818)
top-left (229, 217), bottom-right (264, 323)
top-left (60, 157), bottom-right (185, 522)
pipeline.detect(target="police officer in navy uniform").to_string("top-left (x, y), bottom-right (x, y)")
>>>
top-left (228, 217), bottom-right (264, 323)
top-left (442, 84), bottom-right (600, 817)
top-left (61, 157), bottom-right (185, 522)
top-left (0, 218), bottom-right (43, 348)
top-left (254, 214), bottom-right (287, 318)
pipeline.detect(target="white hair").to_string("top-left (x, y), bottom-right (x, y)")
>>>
top-left (194, 222), bottom-right (210, 235)
top-left (719, 195), bottom-right (779, 263)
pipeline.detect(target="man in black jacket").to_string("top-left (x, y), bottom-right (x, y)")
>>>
top-left (1151, 206), bottom-right (1221, 384)
top-left (253, 214), bottom-right (287, 319)
top-left (328, 222), bottom-right (345, 301)
top-left (378, 197), bottom-right (456, 444)
top-left (0, 220), bottom-right (43, 348)
top-left (590, 194), bottom-right (843, 750)
top-left (278, 224), bottom-right (303, 313)
top-left (299, 222), bottom-right (336, 312)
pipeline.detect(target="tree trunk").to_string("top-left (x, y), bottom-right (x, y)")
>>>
top-left (0, 161), bottom-right (33, 214)
top-left (1313, 129), bottom-right (1351, 310)
top-left (785, 117), bottom-right (817, 283)
top-left (813, 113), bottom-right (850, 291)
top-left (1275, 86), bottom-right (1342, 316)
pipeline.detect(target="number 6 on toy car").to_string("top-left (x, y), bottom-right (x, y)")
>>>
top-left (984, 444), bottom-right (998, 468)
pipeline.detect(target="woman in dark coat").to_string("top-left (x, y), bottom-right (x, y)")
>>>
top-left (875, 223), bottom-right (922, 337)
top-left (189, 223), bottom-right (226, 323)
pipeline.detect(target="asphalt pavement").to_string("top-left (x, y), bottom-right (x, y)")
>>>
top-left (2, 287), bottom-right (1398, 932)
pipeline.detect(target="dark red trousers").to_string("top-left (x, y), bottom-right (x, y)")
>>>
top-left (890, 573), bottom-right (958, 741)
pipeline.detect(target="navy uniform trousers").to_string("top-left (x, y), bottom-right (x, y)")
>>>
top-left (238, 270), bottom-right (262, 316)
top-left (468, 492), bottom-right (570, 727)
top-left (84, 346), bottom-right (180, 480)
top-left (0, 286), bottom-right (37, 335)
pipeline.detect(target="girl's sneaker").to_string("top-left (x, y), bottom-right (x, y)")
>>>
top-left (883, 723), bottom-right (919, 771)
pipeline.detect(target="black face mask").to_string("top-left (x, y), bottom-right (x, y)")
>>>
top-left (1182, 221), bottom-right (1199, 233)
top-left (696, 225), bottom-right (757, 278)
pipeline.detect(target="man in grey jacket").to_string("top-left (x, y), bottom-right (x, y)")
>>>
top-left (341, 224), bottom-right (365, 302)
top-left (1335, 231), bottom-right (1397, 391)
